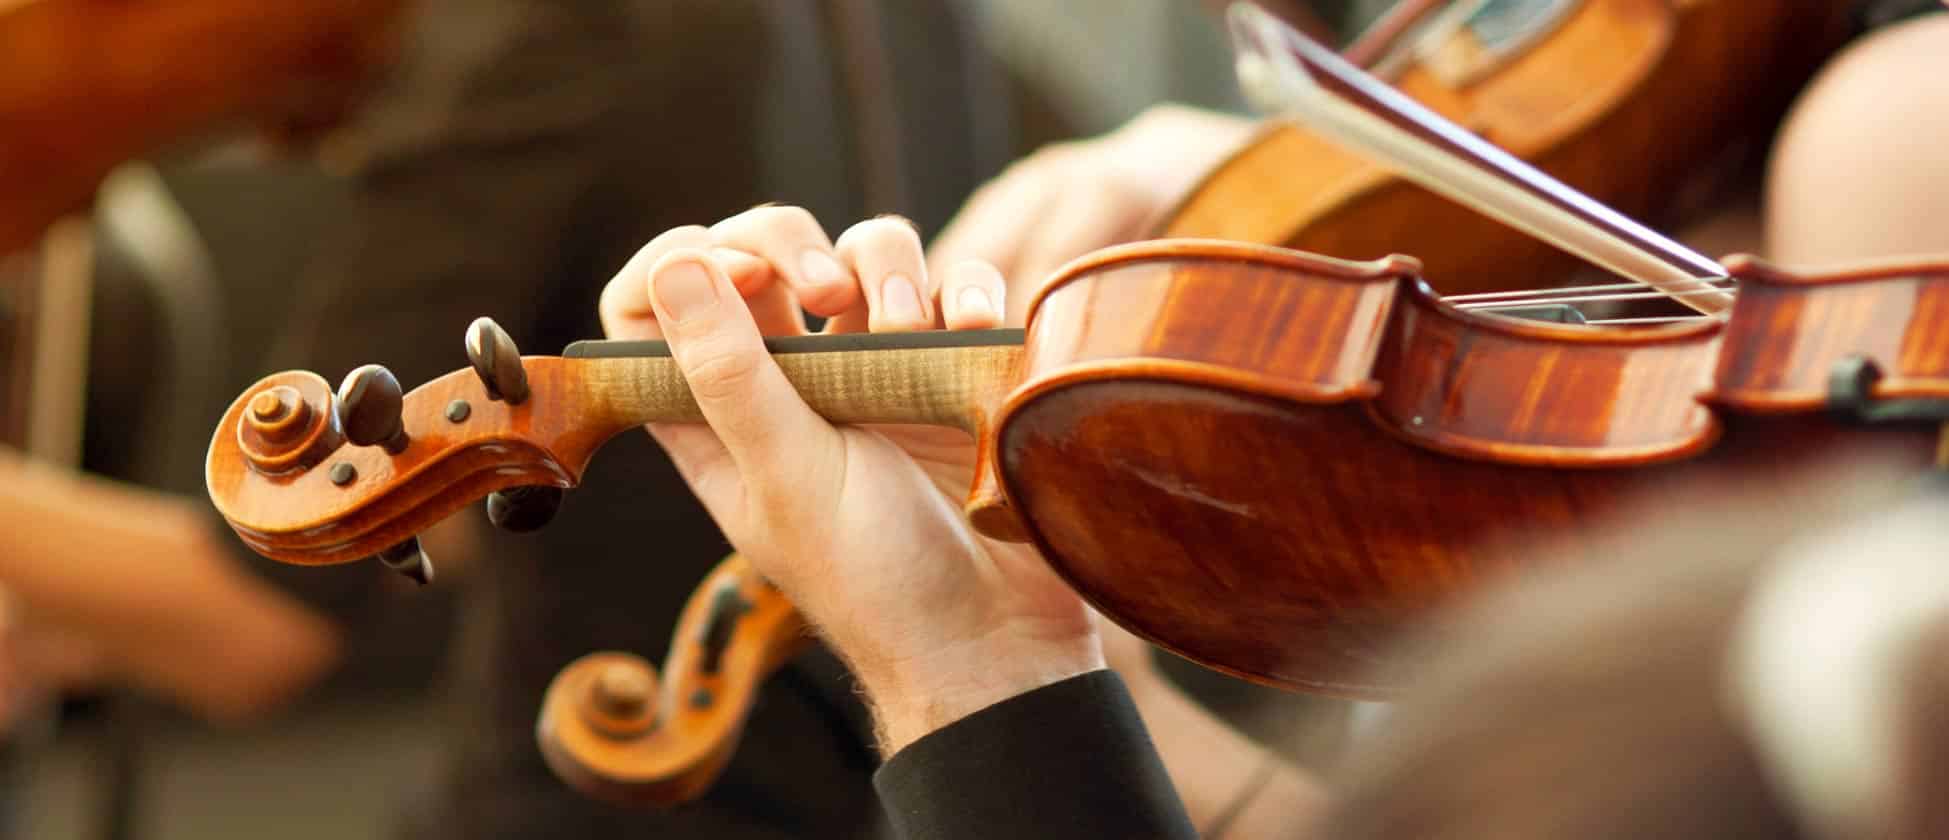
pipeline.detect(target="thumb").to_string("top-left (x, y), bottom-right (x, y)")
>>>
top-left (646, 249), bottom-right (841, 486)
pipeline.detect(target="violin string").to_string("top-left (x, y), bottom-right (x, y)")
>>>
top-left (1581, 316), bottom-right (1707, 325)
top-left (1440, 278), bottom-right (1737, 303)
top-left (1459, 287), bottom-right (1743, 311)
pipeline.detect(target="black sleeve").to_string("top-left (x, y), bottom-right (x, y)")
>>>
top-left (873, 669), bottom-right (1196, 840)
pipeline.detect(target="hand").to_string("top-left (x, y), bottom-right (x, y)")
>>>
top-left (1095, 608), bottom-right (1162, 688)
top-left (598, 208), bottom-right (1103, 754)
top-left (0, 452), bottom-right (340, 724)
top-left (927, 104), bottom-right (1255, 324)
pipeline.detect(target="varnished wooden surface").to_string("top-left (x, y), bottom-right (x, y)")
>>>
top-left (206, 341), bottom-right (1021, 564)
top-left (536, 553), bottom-right (810, 806)
top-left (0, 0), bottom-right (408, 251)
top-left (208, 239), bottom-right (1949, 695)
top-left (1161, 0), bottom-right (1855, 295)
top-left (1712, 254), bottom-right (1949, 410)
top-left (1368, 281), bottom-right (1723, 463)
top-left (994, 244), bottom-right (1945, 694)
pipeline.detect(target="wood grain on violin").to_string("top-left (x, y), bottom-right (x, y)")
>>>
top-left (206, 239), bottom-right (1949, 696)
top-left (206, 330), bottom-right (1023, 565)
top-left (1161, 0), bottom-right (1857, 295)
top-left (996, 243), bottom-right (1945, 694)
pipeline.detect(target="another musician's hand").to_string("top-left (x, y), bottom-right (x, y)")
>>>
top-left (598, 211), bottom-right (1102, 755)
top-left (926, 104), bottom-right (1254, 324)
top-left (0, 585), bottom-right (106, 733)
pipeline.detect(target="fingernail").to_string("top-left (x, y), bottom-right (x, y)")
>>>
top-left (653, 260), bottom-right (718, 321)
top-left (956, 286), bottom-right (995, 320)
top-left (882, 273), bottom-right (924, 324)
top-left (800, 250), bottom-right (845, 287)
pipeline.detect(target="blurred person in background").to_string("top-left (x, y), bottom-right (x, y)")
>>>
top-left (8, 0), bottom-right (1944, 837)
top-left (153, 2), bottom-right (1332, 839)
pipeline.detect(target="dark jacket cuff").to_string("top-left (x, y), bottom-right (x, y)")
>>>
top-left (872, 669), bottom-right (1196, 839)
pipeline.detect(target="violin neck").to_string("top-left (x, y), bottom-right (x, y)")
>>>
top-left (1227, 3), bottom-right (1736, 316)
top-left (562, 329), bottom-right (1026, 434)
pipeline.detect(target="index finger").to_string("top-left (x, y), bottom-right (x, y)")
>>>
top-left (600, 226), bottom-right (715, 341)
top-left (600, 230), bottom-right (781, 341)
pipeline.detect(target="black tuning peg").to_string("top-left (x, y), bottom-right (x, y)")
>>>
top-left (698, 581), bottom-right (755, 675)
top-left (336, 364), bottom-right (409, 453)
top-left (466, 317), bottom-right (529, 404)
top-left (486, 485), bottom-right (566, 533)
top-left (376, 536), bottom-right (434, 585)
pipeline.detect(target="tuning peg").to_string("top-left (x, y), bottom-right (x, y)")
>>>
top-left (485, 485), bottom-right (566, 533)
top-left (698, 581), bottom-right (755, 676)
top-left (376, 536), bottom-right (434, 585)
top-left (466, 317), bottom-right (529, 404)
top-left (336, 364), bottom-right (409, 453)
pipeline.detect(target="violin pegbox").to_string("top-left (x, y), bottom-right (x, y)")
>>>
top-left (209, 316), bottom-right (582, 583)
top-left (223, 366), bottom-right (432, 583)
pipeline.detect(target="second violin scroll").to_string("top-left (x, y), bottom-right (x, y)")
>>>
top-left (536, 553), bottom-right (810, 806)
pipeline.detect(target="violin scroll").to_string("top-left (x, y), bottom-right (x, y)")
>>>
top-left (536, 554), bottom-right (811, 806)
top-left (207, 317), bottom-right (595, 581)
top-left (234, 373), bottom-right (343, 476)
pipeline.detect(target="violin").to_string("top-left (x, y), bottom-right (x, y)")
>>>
top-left (204, 2), bottom-right (1946, 693)
top-left (201, 0), bottom-right (1942, 806)
top-left (198, 239), bottom-right (1949, 698)
top-left (0, 0), bottom-right (411, 252)
top-left (1162, 0), bottom-right (1858, 295)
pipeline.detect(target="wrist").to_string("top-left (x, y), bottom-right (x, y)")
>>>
top-left (860, 631), bottom-right (1105, 756)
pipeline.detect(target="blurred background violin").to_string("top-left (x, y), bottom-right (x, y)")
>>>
top-left (0, 0), bottom-right (410, 253)
top-left (2, 1), bottom-right (407, 837)
top-left (1165, 0), bottom-right (1858, 295)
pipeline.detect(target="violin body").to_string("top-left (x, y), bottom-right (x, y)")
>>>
top-left (997, 243), bottom-right (1945, 694)
top-left (1161, 0), bottom-right (1856, 294)
top-left (0, 0), bottom-right (409, 251)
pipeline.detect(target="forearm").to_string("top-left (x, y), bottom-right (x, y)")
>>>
top-left (0, 452), bottom-right (339, 720)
